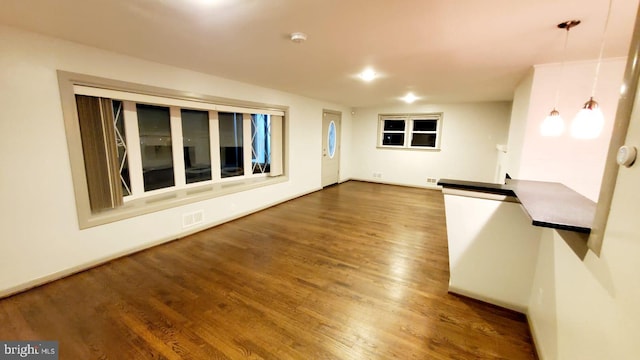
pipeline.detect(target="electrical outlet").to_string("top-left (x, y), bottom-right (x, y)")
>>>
top-left (426, 177), bottom-right (437, 184)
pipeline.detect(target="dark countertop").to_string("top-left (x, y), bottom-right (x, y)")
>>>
top-left (437, 178), bottom-right (596, 234)
top-left (435, 178), bottom-right (515, 197)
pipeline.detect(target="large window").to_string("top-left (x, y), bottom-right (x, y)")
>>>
top-left (59, 71), bottom-right (287, 228)
top-left (76, 97), bottom-right (282, 204)
top-left (378, 113), bottom-right (443, 149)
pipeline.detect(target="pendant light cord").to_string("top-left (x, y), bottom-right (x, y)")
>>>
top-left (554, 27), bottom-right (571, 108)
top-left (591, 0), bottom-right (614, 96)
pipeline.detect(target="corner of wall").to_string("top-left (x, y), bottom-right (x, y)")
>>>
top-left (505, 68), bottom-right (535, 179)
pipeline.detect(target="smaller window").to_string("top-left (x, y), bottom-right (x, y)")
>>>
top-left (382, 133), bottom-right (405, 146)
top-left (413, 119), bottom-right (437, 132)
top-left (410, 119), bottom-right (438, 147)
top-left (378, 113), bottom-right (442, 149)
top-left (384, 120), bottom-right (406, 131)
top-left (381, 119), bottom-right (406, 147)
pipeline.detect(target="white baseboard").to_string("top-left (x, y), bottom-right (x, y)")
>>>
top-left (347, 177), bottom-right (442, 190)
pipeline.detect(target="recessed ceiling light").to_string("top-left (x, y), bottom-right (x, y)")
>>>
top-left (290, 32), bottom-right (307, 43)
top-left (401, 92), bottom-right (418, 104)
top-left (358, 68), bottom-right (376, 82)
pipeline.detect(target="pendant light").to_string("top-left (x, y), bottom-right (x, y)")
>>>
top-left (571, 0), bottom-right (613, 139)
top-left (541, 20), bottom-right (580, 136)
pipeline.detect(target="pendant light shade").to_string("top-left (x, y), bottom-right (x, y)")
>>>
top-left (541, 109), bottom-right (565, 136)
top-left (571, 97), bottom-right (605, 139)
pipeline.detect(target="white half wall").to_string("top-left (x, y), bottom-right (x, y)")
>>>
top-left (0, 25), bottom-right (352, 295)
top-left (350, 102), bottom-right (512, 187)
top-left (443, 193), bottom-right (541, 312)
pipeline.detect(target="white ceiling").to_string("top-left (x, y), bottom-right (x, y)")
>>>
top-left (1, 0), bottom-right (638, 107)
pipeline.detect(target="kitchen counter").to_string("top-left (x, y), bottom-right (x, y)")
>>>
top-left (438, 178), bottom-right (596, 234)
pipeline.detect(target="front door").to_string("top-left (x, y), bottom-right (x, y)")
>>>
top-left (321, 111), bottom-right (340, 187)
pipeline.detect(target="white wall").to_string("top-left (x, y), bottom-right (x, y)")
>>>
top-left (510, 59), bottom-right (626, 201)
top-left (0, 25), bottom-right (352, 295)
top-left (350, 102), bottom-right (512, 187)
top-left (527, 54), bottom-right (640, 359)
top-left (506, 69), bottom-right (534, 179)
top-left (529, 225), bottom-right (640, 359)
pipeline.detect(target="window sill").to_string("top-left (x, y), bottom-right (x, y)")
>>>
top-left (81, 175), bottom-right (288, 229)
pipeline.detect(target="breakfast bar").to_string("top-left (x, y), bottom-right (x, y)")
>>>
top-left (437, 178), bottom-right (596, 311)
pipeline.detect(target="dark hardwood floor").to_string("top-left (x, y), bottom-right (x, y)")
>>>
top-left (0, 181), bottom-right (537, 359)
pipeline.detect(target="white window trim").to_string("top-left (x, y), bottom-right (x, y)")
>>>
top-left (58, 71), bottom-right (289, 229)
top-left (377, 113), bottom-right (443, 150)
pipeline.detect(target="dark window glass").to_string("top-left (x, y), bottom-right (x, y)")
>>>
top-left (219, 112), bottom-right (244, 178)
top-left (413, 119), bottom-right (438, 131)
top-left (411, 133), bottom-right (437, 147)
top-left (383, 119), bottom-right (405, 131)
top-left (382, 133), bottom-right (405, 146)
top-left (181, 109), bottom-right (211, 184)
top-left (137, 104), bottom-right (174, 191)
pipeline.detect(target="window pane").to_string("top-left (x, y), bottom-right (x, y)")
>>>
top-left (383, 119), bottom-right (405, 131)
top-left (411, 133), bottom-right (437, 147)
top-left (219, 112), bottom-right (244, 178)
top-left (382, 133), bottom-right (405, 146)
top-left (182, 109), bottom-right (211, 184)
top-left (327, 120), bottom-right (337, 159)
top-left (112, 100), bottom-right (131, 196)
top-left (251, 114), bottom-right (271, 174)
top-left (413, 119), bottom-right (437, 131)
top-left (137, 104), bottom-right (174, 191)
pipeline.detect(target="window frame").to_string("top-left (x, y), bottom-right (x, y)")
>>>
top-left (58, 71), bottom-right (288, 229)
top-left (377, 113), bottom-right (443, 150)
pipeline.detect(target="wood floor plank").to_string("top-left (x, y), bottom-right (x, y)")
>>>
top-left (0, 181), bottom-right (537, 359)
